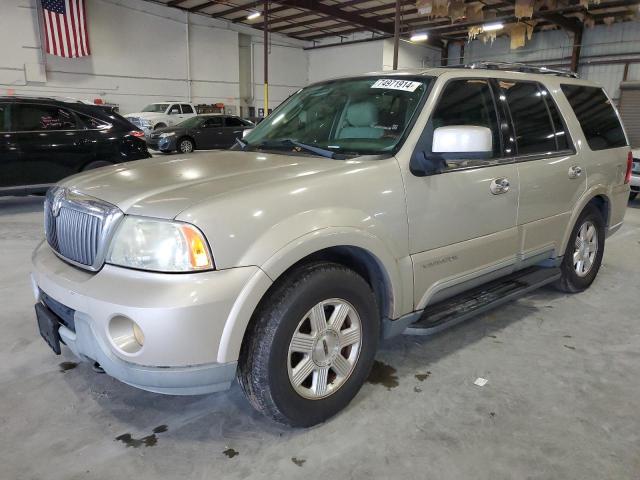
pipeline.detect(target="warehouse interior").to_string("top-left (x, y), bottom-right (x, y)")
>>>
top-left (1, 0), bottom-right (640, 478)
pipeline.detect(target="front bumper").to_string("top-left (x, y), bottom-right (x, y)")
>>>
top-left (146, 135), bottom-right (176, 152)
top-left (31, 241), bottom-right (262, 395)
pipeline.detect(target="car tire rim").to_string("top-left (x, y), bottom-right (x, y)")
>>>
top-left (287, 298), bottom-right (362, 400)
top-left (180, 140), bottom-right (193, 153)
top-left (573, 220), bottom-right (598, 277)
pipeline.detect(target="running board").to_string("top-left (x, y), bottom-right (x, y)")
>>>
top-left (403, 266), bottom-right (561, 336)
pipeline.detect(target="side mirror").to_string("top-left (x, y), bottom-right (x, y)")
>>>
top-left (410, 125), bottom-right (493, 177)
top-left (433, 125), bottom-right (492, 156)
top-left (242, 128), bottom-right (254, 138)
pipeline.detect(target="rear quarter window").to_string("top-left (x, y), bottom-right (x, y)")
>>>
top-left (560, 84), bottom-right (627, 151)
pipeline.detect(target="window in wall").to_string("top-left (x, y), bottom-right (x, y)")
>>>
top-left (501, 81), bottom-right (556, 155)
top-left (12, 104), bottom-right (78, 131)
top-left (429, 79), bottom-right (501, 158)
top-left (561, 84), bottom-right (627, 151)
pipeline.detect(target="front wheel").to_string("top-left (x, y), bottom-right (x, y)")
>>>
top-left (554, 204), bottom-right (605, 293)
top-left (177, 138), bottom-right (194, 153)
top-left (238, 262), bottom-right (379, 427)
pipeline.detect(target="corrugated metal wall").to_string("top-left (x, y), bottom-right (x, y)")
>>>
top-left (445, 21), bottom-right (640, 101)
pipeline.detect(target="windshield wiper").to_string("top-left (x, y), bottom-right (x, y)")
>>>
top-left (254, 139), bottom-right (335, 159)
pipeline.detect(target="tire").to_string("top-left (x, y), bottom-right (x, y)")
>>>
top-left (238, 262), bottom-right (379, 427)
top-left (82, 160), bottom-right (113, 171)
top-left (554, 204), bottom-right (605, 293)
top-left (630, 192), bottom-right (638, 201)
top-left (177, 137), bottom-right (195, 154)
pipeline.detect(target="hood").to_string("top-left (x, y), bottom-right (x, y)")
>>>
top-left (125, 112), bottom-right (165, 119)
top-left (59, 151), bottom-right (354, 219)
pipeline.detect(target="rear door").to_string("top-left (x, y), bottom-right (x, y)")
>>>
top-left (0, 103), bottom-right (23, 190)
top-left (13, 102), bottom-right (93, 186)
top-left (180, 103), bottom-right (196, 119)
top-left (498, 80), bottom-right (585, 261)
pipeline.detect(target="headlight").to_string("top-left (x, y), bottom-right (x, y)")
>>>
top-left (107, 216), bottom-right (214, 272)
top-left (141, 119), bottom-right (153, 127)
top-left (159, 132), bottom-right (175, 138)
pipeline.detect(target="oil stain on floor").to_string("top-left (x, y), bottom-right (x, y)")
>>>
top-left (367, 360), bottom-right (399, 390)
top-left (59, 362), bottom-right (78, 372)
top-left (223, 448), bottom-right (239, 458)
top-left (115, 425), bottom-right (168, 448)
top-left (291, 457), bottom-right (306, 467)
top-left (415, 371), bottom-right (431, 382)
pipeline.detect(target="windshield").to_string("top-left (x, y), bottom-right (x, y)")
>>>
top-left (141, 103), bottom-right (169, 113)
top-left (243, 77), bottom-right (432, 157)
top-left (178, 116), bottom-right (205, 128)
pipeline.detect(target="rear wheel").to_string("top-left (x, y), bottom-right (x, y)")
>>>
top-left (554, 204), bottom-right (605, 293)
top-left (238, 262), bottom-right (379, 427)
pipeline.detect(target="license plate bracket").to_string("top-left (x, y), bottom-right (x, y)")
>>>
top-left (35, 303), bottom-right (62, 355)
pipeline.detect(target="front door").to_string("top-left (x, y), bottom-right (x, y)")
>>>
top-left (222, 116), bottom-right (248, 148)
top-left (402, 77), bottom-right (520, 310)
top-left (12, 103), bottom-right (92, 186)
top-left (199, 116), bottom-right (225, 148)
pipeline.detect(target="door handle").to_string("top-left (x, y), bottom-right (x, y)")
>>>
top-left (490, 177), bottom-right (510, 195)
top-left (568, 165), bottom-right (582, 179)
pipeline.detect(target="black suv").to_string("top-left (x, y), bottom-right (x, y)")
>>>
top-left (0, 97), bottom-right (150, 196)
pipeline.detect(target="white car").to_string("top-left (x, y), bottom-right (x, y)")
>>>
top-left (125, 102), bottom-right (197, 136)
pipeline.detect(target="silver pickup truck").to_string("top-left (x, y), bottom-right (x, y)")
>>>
top-left (32, 64), bottom-right (631, 427)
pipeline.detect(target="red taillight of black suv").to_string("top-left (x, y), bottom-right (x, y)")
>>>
top-left (625, 151), bottom-right (633, 184)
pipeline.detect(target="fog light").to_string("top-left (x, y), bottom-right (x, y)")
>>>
top-left (108, 316), bottom-right (144, 354)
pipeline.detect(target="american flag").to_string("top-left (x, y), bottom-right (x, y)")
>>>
top-left (41, 0), bottom-right (90, 58)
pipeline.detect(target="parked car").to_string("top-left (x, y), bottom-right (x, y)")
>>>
top-left (630, 149), bottom-right (639, 200)
top-left (0, 96), bottom-right (150, 196)
top-left (32, 65), bottom-right (631, 427)
top-left (146, 115), bottom-right (254, 153)
top-left (125, 102), bottom-right (197, 136)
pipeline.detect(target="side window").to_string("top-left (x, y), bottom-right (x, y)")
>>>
top-left (0, 104), bottom-right (8, 132)
top-left (560, 84), bottom-right (627, 150)
top-left (429, 79), bottom-right (501, 158)
top-left (225, 117), bottom-right (244, 127)
top-left (501, 81), bottom-right (556, 155)
top-left (203, 117), bottom-right (223, 128)
top-left (169, 104), bottom-right (181, 115)
top-left (77, 113), bottom-right (111, 130)
top-left (13, 104), bottom-right (78, 131)
top-left (181, 104), bottom-right (194, 114)
top-left (540, 86), bottom-right (570, 151)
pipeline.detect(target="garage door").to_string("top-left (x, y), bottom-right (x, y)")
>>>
top-left (619, 82), bottom-right (640, 148)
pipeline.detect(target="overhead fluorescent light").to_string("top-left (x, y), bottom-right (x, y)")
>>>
top-left (482, 23), bottom-right (504, 32)
top-left (410, 32), bottom-right (428, 42)
top-left (247, 11), bottom-right (261, 20)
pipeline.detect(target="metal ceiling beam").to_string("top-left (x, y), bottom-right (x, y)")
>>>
top-left (189, 1), bottom-right (220, 12)
top-left (167, 0), bottom-right (188, 6)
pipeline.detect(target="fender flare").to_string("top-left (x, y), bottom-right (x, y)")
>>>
top-left (558, 185), bottom-right (610, 256)
top-left (215, 227), bottom-right (409, 364)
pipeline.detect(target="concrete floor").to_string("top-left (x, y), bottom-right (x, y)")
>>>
top-left (1, 194), bottom-right (639, 480)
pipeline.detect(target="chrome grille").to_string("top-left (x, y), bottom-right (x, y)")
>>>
top-left (44, 187), bottom-right (123, 271)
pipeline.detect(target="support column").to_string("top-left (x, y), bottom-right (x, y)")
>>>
top-left (263, 0), bottom-right (269, 115)
top-left (570, 26), bottom-right (583, 74)
top-left (392, 0), bottom-right (400, 70)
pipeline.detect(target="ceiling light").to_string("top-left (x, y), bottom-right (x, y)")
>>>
top-left (247, 11), bottom-right (261, 20)
top-left (410, 32), bottom-right (428, 42)
top-left (482, 23), bottom-right (504, 32)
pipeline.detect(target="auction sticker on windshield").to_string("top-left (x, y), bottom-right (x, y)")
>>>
top-left (371, 79), bottom-right (422, 91)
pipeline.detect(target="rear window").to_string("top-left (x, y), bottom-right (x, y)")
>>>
top-left (561, 85), bottom-right (627, 151)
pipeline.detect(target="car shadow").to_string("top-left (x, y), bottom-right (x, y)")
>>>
top-left (0, 196), bottom-right (44, 216)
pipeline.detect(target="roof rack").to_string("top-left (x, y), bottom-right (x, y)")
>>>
top-left (455, 61), bottom-right (579, 78)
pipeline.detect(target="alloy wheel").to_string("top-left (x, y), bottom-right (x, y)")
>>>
top-left (573, 220), bottom-right (598, 277)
